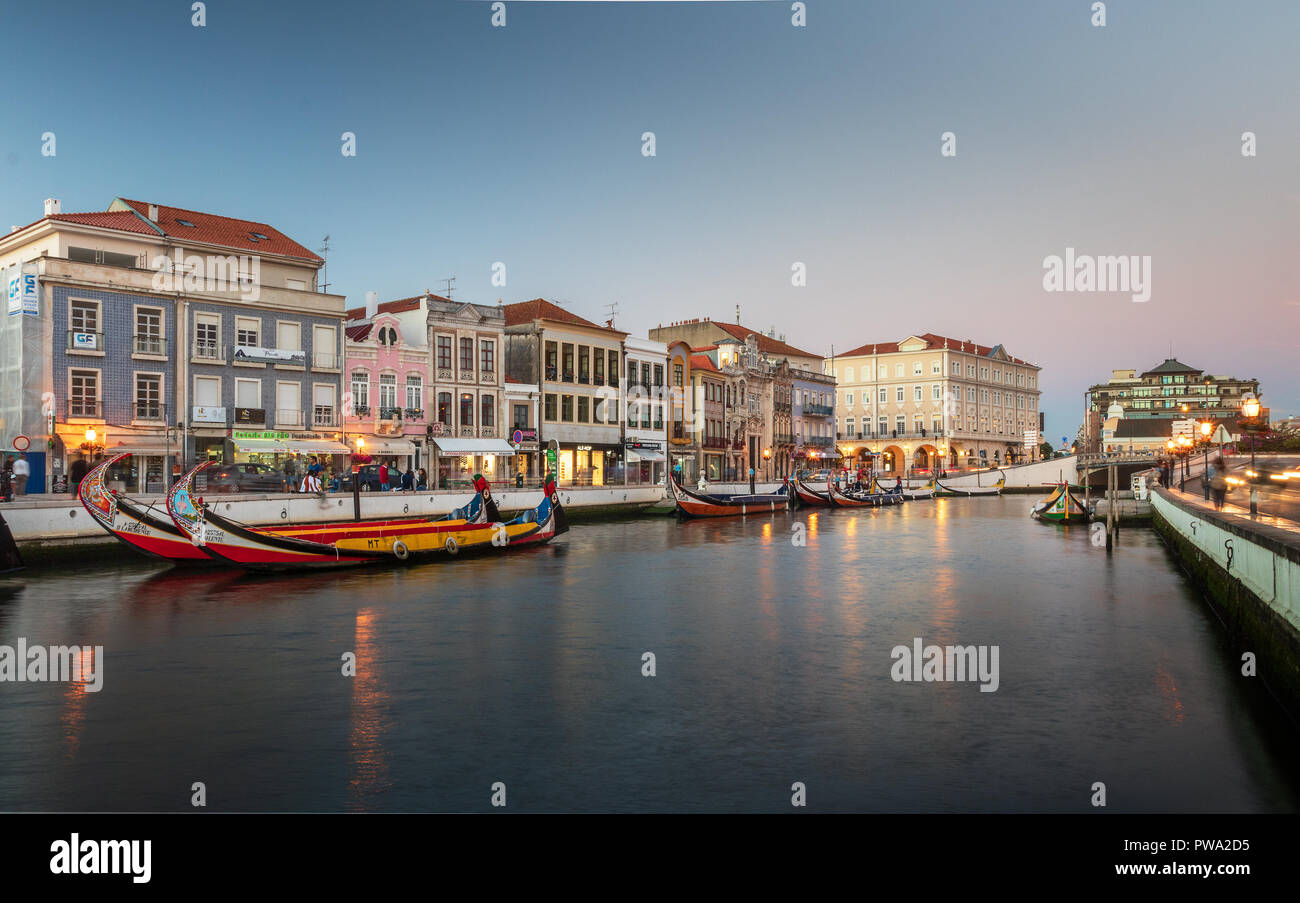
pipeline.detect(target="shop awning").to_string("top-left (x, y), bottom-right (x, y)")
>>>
top-left (432, 438), bottom-right (517, 456)
top-left (627, 449), bottom-right (666, 462)
top-left (354, 437), bottom-right (416, 455)
top-left (286, 440), bottom-right (352, 455)
top-left (234, 438), bottom-right (293, 454)
top-left (107, 443), bottom-right (174, 456)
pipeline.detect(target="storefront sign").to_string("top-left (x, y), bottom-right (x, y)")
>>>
top-left (6, 269), bottom-right (37, 317)
top-left (233, 407), bottom-right (266, 425)
top-left (70, 331), bottom-right (98, 350)
top-left (232, 429), bottom-right (293, 441)
top-left (232, 346), bottom-right (306, 365)
top-left (623, 439), bottom-right (662, 450)
top-left (192, 406), bottom-right (228, 424)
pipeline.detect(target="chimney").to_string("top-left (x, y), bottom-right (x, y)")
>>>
top-left (365, 291), bottom-right (378, 319)
top-left (147, 204), bottom-right (159, 221)
top-left (9, 226), bottom-right (18, 233)
top-left (43, 198), bottom-right (60, 216)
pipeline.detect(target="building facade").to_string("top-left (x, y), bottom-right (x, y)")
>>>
top-left (0, 197), bottom-right (346, 493)
top-left (791, 367), bottom-right (837, 471)
top-left (622, 336), bottom-right (669, 485)
top-left (828, 333), bottom-right (1042, 475)
top-left (504, 298), bottom-right (627, 487)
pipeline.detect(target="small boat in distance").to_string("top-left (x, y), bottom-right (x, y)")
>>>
top-left (794, 478), bottom-right (834, 507)
top-left (937, 470), bottom-right (1006, 496)
top-left (826, 477), bottom-right (902, 508)
top-left (668, 476), bottom-right (792, 518)
top-left (1031, 482), bottom-right (1092, 523)
top-left (872, 476), bottom-right (936, 500)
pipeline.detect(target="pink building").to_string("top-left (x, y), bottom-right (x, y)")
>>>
top-left (343, 292), bottom-right (436, 478)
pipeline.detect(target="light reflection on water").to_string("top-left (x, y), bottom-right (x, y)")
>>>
top-left (0, 496), bottom-right (1297, 813)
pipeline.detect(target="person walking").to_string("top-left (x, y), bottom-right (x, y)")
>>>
top-left (379, 461), bottom-right (390, 492)
top-left (11, 453), bottom-right (29, 497)
top-left (1209, 457), bottom-right (1228, 511)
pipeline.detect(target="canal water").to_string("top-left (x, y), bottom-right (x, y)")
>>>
top-left (1, 496), bottom-right (1297, 813)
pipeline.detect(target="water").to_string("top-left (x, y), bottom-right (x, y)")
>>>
top-left (1, 496), bottom-right (1297, 813)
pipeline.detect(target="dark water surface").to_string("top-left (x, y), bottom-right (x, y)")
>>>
top-left (2, 497), bottom-right (1297, 812)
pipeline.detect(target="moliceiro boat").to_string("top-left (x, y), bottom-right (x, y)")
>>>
top-left (167, 463), bottom-right (567, 569)
top-left (826, 478), bottom-right (903, 508)
top-left (936, 470), bottom-right (1006, 496)
top-left (78, 453), bottom-right (213, 563)
top-left (668, 475), bottom-right (792, 518)
top-left (871, 476), bottom-right (937, 500)
top-left (1030, 482), bottom-right (1092, 523)
top-left (794, 478), bottom-right (834, 507)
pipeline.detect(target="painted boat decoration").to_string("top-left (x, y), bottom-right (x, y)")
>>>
top-left (826, 477), bottom-right (903, 507)
top-left (167, 463), bottom-right (566, 569)
top-left (936, 470), bottom-right (1006, 496)
top-left (794, 478), bottom-right (834, 507)
top-left (1030, 482), bottom-right (1092, 523)
top-left (78, 454), bottom-right (212, 563)
top-left (668, 475), bottom-right (791, 518)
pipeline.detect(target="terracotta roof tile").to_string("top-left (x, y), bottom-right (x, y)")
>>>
top-left (344, 324), bottom-right (373, 343)
top-left (116, 198), bottom-right (321, 261)
top-left (711, 322), bottom-right (818, 359)
top-left (49, 210), bottom-right (159, 235)
top-left (838, 333), bottom-right (1036, 367)
top-left (502, 298), bottom-right (626, 335)
top-left (690, 354), bottom-right (721, 373)
top-left (344, 293), bottom-right (450, 320)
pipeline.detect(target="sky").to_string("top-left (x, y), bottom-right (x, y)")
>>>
top-left (3, 0), bottom-right (1297, 440)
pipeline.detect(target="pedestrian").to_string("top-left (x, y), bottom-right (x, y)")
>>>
top-left (401, 467), bottom-right (414, 492)
top-left (12, 453), bottom-right (29, 496)
top-left (1210, 457), bottom-right (1228, 511)
top-left (379, 461), bottom-right (390, 492)
top-left (284, 455), bottom-right (298, 492)
top-left (1, 455), bottom-right (12, 502)
top-left (416, 468), bottom-right (428, 491)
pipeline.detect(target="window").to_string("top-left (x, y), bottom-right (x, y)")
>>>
top-left (845, 392), bottom-right (854, 406)
top-left (513, 404), bottom-right (528, 429)
top-left (480, 340), bottom-right (495, 373)
top-left (236, 317), bottom-right (260, 348)
top-left (68, 247), bottom-right (136, 268)
top-left (351, 371), bottom-right (369, 412)
top-left (133, 374), bottom-right (162, 420)
top-left (894, 364), bottom-right (904, 377)
top-left (276, 321), bottom-right (301, 352)
top-left (544, 394), bottom-right (557, 421)
top-left (653, 405), bottom-right (663, 430)
top-left (235, 378), bottom-right (260, 410)
top-left (627, 360), bottom-right (638, 389)
top-left (545, 342), bottom-right (558, 381)
top-left (134, 307), bottom-right (164, 355)
top-left (375, 326), bottom-right (398, 347)
top-left (844, 367), bottom-right (854, 382)
top-left (641, 401), bottom-right (651, 429)
top-left (460, 337), bottom-right (474, 373)
top-left (641, 362), bottom-right (652, 390)
top-left (968, 364), bottom-right (976, 378)
top-left (561, 395), bottom-right (574, 422)
top-left (608, 351), bottom-right (619, 384)
top-left (313, 384), bottom-right (337, 427)
top-left (406, 375), bottom-right (422, 413)
top-left (674, 363), bottom-right (684, 387)
top-left (895, 415), bottom-right (906, 434)
top-left (195, 315), bottom-right (220, 360)
top-left (879, 366), bottom-right (888, 378)
top-left (913, 361), bottom-right (922, 375)
top-left (968, 387), bottom-right (976, 402)
top-left (70, 298), bottom-right (100, 334)
top-left (594, 351), bottom-right (605, 386)
top-left (313, 325), bottom-right (337, 368)
top-left (878, 417), bottom-right (887, 436)
top-left (438, 392), bottom-right (452, 424)
top-left (879, 388), bottom-right (887, 403)
top-left (932, 414), bottom-right (943, 433)
top-left (379, 373), bottom-right (397, 410)
top-left (654, 364), bottom-right (664, 387)
top-left (577, 396), bottom-right (589, 423)
top-left (437, 335), bottom-right (452, 370)
top-left (913, 386), bottom-right (922, 402)
top-left (70, 369), bottom-right (99, 417)
top-left (932, 385), bottom-right (942, 400)
top-left (481, 395), bottom-right (494, 430)
top-left (952, 361), bottom-right (961, 375)
top-left (460, 393), bottom-right (474, 426)
top-left (276, 382), bottom-right (301, 427)
top-left (562, 344), bottom-right (574, 382)
top-left (932, 361), bottom-right (941, 374)
top-left (194, 375), bottom-right (221, 407)
top-left (578, 346), bottom-right (590, 383)
top-left (845, 417), bottom-right (855, 436)
top-left (896, 387), bottom-right (904, 402)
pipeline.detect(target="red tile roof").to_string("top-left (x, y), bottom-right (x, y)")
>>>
top-left (502, 298), bottom-right (626, 335)
top-left (50, 210), bottom-right (161, 234)
top-left (344, 293), bottom-right (449, 321)
top-left (692, 344), bottom-right (719, 352)
top-left (690, 354), bottom-right (721, 373)
top-left (344, 324), bottom-right (373, 343)
top-left (838, 333), bottom-right (1036, 366)
top-left (115, 198), bottom-right (321, 262)
top-left (708, 322), bottom-right (819, 360)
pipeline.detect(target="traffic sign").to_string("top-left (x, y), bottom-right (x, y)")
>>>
top-left (12, 435), bottom-right (29, 452)
top-left (512, 429), bottom-right (523, 444)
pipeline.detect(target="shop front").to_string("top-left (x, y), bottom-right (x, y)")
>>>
top-left (625, 440), bottom-right (666, 485)
top-left (509, 428), bottom-right (539, 487)
top-left (552, 442), bottom-right (622, 487)
top-left (230, 429), bottom-right (351, 486)
top-left (55, 424), bottom-right (176, 495)
top-left (431, 437), bottom-right (517, 489)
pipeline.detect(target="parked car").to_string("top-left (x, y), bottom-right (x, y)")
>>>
top-left (201, 463), bottom-right (290, 494)
top-left (339, 464), bottom-right (385, 492)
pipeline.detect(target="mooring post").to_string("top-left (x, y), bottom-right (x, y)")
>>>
top-left (353, 477), bottom-right (361, 522)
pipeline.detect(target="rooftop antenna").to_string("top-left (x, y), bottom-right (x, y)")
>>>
top-left (317, 235), bottom-right (330, 292)
top-left (604, 301), bottom-right (619, 329)
top-left (441, 276), bottom-right (456, 300)
top-left (735, 304), bottom-right (740, 325)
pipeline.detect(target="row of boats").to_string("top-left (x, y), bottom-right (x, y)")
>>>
top-left (78, 453), bottom-right (567, 571)
top-left (667, 472), bottom-right (1006, 517)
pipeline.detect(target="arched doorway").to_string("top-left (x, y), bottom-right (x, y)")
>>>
top-left (880, 445), bottom-right (904, 476)
top-left (914, 444), bottom-right (938, 473)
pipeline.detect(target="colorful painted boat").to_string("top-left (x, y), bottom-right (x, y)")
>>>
top-left (78, 454), bottom-right (213, 562)
top-left (167, 463), bottom-right (567, 569)
top-left (668, 475), bottom-right (791, 518)
top-left (794, 478), bottom-right (834, 507)
top-left (937, 470), bottom-right (1006, 496)
top-left (1030, 483), bottom-right (1092, 523)
top-left (871, 476), bottom-right (936, 499)
top-left (827, 478), bottom-right (902, 507)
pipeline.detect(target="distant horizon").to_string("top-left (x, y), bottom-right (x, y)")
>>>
top-left (4, 0), bottom-right (1296, 436)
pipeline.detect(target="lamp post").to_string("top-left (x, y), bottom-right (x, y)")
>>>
top-left (763, 447), bottom-right (772, 483)
top-left (1241, 395), bottom-right (1261, 471)
top-left (1200, 420), bottom-right (1212, 499)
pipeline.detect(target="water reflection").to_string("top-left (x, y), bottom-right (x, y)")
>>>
top-left (348, 607), bottom-right (392, 811)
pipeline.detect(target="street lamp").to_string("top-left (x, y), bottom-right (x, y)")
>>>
top-left (1200, 420), bottom-right (1213, 499)
top-left (1241, 395), bottom-right (1261, 471)
top-left (763, 447), bottom-right (772, 482)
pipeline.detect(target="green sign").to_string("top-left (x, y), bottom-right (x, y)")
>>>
top-left (545, 448), bottom-right (557, 470)
top-left (232, 430), bottom-right (293, 441)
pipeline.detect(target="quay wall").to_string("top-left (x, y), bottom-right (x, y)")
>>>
top-left (1151, 488), bottom-right (1300, 716)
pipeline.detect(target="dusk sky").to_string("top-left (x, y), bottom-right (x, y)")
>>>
top-left (3, 0), bottom-right (1296, 439)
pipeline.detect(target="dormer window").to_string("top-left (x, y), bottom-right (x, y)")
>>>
top-left (176, 219), bottom-right (195, 228)
top-left (250, 232), bottom-right (268, 240)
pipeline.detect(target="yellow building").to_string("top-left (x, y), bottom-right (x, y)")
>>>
top-left (826, 333), bottom-right (1042, 475)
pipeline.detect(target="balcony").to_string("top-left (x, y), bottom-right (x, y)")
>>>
top-left (352, 405), bottom-right (371, 417)
top-left (803, 404), bottom-right (834, 416)
top-left (731, 440), bottom-right (746, 450)
top-left (277, 409), bottom-right (304, 427)
top-left (703, 437), bottom-right (728, 449)
top-left (67, 399), bottom-right (101, 419)
top-left (313, 406), bottom-right (338, 428)
top-left (775, 433), bottom-right (797, 446)
top-left (133, 334), bottom-right (165, 356)
top-left (193, 340), bottom-right (223, 362)
top-left (805, 436), bottom-right (833, 448)
top-left (459, 426), bottom-right (476, 438)
top-left (479, 427), bottom-right (497, 438)
top-left (66, 330), bottom-right (103, 352)
top-left (134, 402), bottom-right (164, 422)
top-left (378, 406), bottom-right (402, 421)
top-left (403, 407), bottom-right (425, 420)
top-left (837, 431), bottom-right (859, 440)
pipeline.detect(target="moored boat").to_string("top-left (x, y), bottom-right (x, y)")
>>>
top-left (668, 475), bottom-right (791, 518)
top-left (826, 477), bottom-right (900, 508)
top-left (871, 476), bottom-right (936, 500)
top-left (937, 470), bottom-right (1006, 496)
top-left (794, 478), bottom-right (834, 507)
top-left (1030, 482), bottom-right (1092, 523)
top-left (78, 454), bottom-right (213, 563)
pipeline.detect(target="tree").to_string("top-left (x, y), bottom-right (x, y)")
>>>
top-left (1039, 441), bottom-right (1055, 460)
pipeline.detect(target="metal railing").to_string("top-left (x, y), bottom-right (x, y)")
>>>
top-left (134, 403), bottom-right (163, 421)
top-left (193, 340), bottom-right (222, 361)
top-left (313, 352), bottom-right (339, 369)
top-left (313, 407), bottom-right (337, 427)
top-left (378, 406), bottom-right (402, 420)
top-left (68, 399), bottom-right (101, 418)
top-left (277, 409), bottom-right (304, 427)
top-left (403, 407), bottom-right (425, 420)
top-left (803, 404), bottom-right (833, 416)
top-left (133, 334), bottom-right (165, 355)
